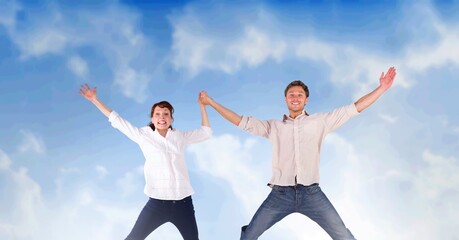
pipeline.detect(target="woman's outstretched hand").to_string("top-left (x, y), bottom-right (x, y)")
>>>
top-left (79, 84), bottom-right (112, 117)
top-left (198, 90), bottom-right (213, 106)
top-left (80, 84), bottom-right (98, 102)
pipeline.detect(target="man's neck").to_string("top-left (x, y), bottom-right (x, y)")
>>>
top-left (289, 110), bottom-right (303, 119)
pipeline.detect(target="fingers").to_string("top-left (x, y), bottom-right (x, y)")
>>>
top-left (80, 84), bottom-right (88, 92)
top-left (381, 66), bottom-right (397, 80)
top-left (80, 84), bottom-right (96, 92)
top-left (199, 90), bottom-right (207, 97)
top-left (387, 66), bottom-right (396, 79)
top-left (199, 91), bottom-right (209, 101)
top-left (198, 90), bottom-right (212, 105)
top-left (79, 84), bottom-right (97, 99)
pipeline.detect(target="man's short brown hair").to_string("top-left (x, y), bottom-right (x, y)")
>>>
top-left (284, 80), bottom-right (309, 97)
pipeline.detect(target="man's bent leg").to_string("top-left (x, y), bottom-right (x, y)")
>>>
top-left (241, 186), bottom-right (295, 240)
top-left (297, 184), bottom-right (355, 240)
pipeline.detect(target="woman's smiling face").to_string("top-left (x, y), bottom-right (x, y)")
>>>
top-left (151, 107), bottom-right (172, 131)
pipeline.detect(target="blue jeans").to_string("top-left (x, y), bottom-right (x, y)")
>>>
top-left (125, 196), bottom-right (199, 240)
top-left (240, 184), bottom-right (355, 240)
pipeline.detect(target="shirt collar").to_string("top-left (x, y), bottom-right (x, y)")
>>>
top-left (283, 110), bottom-right (309, 122)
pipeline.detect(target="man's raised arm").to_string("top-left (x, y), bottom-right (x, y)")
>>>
top-left (199, 91), bottom-right (242, 126)
top-left (354, 66), bottom-right (397, 113)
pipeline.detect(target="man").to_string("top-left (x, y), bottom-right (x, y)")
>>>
top-left (200, 66), bottom-right (396, 239)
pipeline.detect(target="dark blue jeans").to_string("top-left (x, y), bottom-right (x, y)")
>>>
top-left (240, 184), bottom-right (355, 240)
top-left (125, 196), bottom-right (199, 240)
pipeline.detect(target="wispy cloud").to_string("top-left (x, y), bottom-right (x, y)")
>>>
top-left (116, 165), bottom-right (143, 197)
top-left (170, 3), bottom-right (287, 76)
top-left (229, 26), bottom-right (287, 67)
top-left (0, 149), bottom-right (175, 240)
top-left (0, 0), bottom-right (21, 29)
top-left (169, 1), bottom-right (459, 100)
top-left (405, 149), bottom-right (459, 238)
top-left (188, 134), bottom-right (268, 214)
top-left (416, 150), bottom-right (459, 199)
top-left (17, 130), bottom-right (46, 154)
top-left (0, 149), bottom-right (11, 170)
top-left (0, 1), bottom-right (154, 103)
top-left (67, 55), bottom-right (89, 80)
top-left (0, 149), bottom-right (44, 239)
top-left (379, 113), bottom-right (398, 124)
top-left (189, 134), bottom-right (332, 238)
top-left (95, 165), bottom-right (108, 179)
top-left (189, 129), bottom-right (459, 239)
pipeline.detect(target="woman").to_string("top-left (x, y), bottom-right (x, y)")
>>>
top-left (79, 84), bottom-right (211, 240)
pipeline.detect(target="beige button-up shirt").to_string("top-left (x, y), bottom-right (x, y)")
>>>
top-left (238, 103), bottom-right (359, 186)
top-left (109, 111), bottom-right (212, 200)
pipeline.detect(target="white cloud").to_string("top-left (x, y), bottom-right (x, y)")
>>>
top-left (295, 40), bottom-right (412, 99)
top-left (0, 149), bottom-right (11, 170)
top-left (229, 26), bottom-right (287, 67)
top-left (17, 28), bottom-right (69, 59)
top-left (0, 152), bottom-right (44, 239)
top-left (188, 134), bottom-right (332, 239)
top-left (189, 129), bottom-right (459, 239)
top-left (0, 2), bottom-right (155, 103)
top-left (95, 165), bottom-right (108, 179)
top-left (170, 4), bottom-right (288, 76)
top-left (169, 1), bottom-right (459, 101)
top-left (116, 165), bottom-right (144, 197)
top-left (401, 2), bottom-right (459, 72)
top-left (430, 115), bottom-right (459, 137)
top-left (113, 67), bottom-right (150, 103)
top-left (404, 149), bottom-right (459, 239)
top-left (379, 113), bottom-right (398, 124)
top-left (59, 167), bottom-right (79, 174)
top-left (67, 55), bottom-right (89, 80)
top-left (169, 4), bottom-right (413, 99)
top-left (17, 130), bottom-right (46, 154)
top-left (188, 134), bottom-right (268, 213)
top-left (415, 150), bottom-right (459, 199)
top-left (170, 21), bottom-right (214, 76)
top-left (0, 148), bottom-right (174, 240)
top-left (0, 0), bottom-right (21, 28)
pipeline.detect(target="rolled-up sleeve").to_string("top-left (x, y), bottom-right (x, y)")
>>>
top-left (182, 126), bottom-right (212, 144)
top-left (108, 111), bottom-right (143, 143)
top-left (323, 103), bottom-right (359, 133)
top-left (238, 116), bottom-right (271, 138)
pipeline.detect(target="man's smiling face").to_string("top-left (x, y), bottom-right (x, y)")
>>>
top-left (285, 86), bottom-right (308, 117)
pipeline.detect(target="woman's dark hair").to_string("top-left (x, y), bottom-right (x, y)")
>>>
top-left (284, 80), bottom-right (309, 97)
top-left (149, 101), bottom-right (174, 131)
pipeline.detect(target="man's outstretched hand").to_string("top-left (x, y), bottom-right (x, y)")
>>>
top-left (380, 66), bottom-right (396, 90)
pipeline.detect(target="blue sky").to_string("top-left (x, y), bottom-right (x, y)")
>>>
top-left (1, 0), bottom-right (458, 239)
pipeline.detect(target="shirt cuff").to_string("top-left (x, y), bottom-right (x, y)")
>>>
top-left (237, 116), bottom-right (249, 130)
top-left (201, 125), bottom-right (213, 136)
top-left (108, 111), bottom-right (119, 123)
top-left (348, 103), bottom-right (360, 117)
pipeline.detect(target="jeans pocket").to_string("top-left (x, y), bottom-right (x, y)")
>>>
top-left (262, 187), bottom-right (293, 211)
top-left (272, 185), bottom-right (286, 194)
top-left (305, 184), bottom-right (321, 194)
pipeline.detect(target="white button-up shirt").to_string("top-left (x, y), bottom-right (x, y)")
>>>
top-left (109, 111), bottom-right (212, 200)
top-left (238, 103), bottom-right (359, 186)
